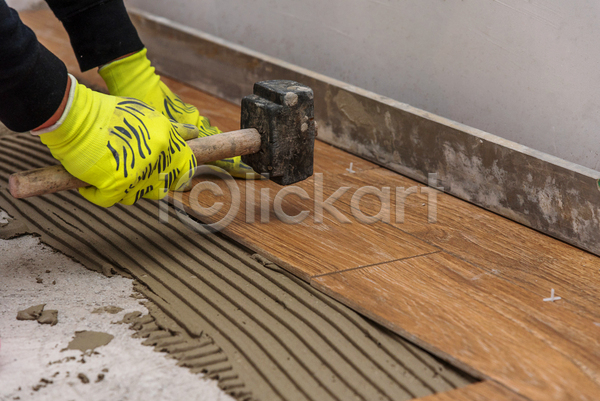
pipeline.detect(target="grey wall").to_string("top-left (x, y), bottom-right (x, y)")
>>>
top-left (25, 0), bottom-right (600, 170)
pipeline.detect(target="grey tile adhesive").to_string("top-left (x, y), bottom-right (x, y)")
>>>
top-left (0, 132), bottom-right (476, 401)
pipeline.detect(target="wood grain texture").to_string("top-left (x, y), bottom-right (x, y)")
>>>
top-left (187, 129), bottom-right (261, 164)
top-left (317, 168), bottom-right (600, 324)
top-left (172, 141), bottom-right (437, 280)
top-left (414, 381), bottom-right (527, 401)
top-left (308, 168), bottom-right (600, 400)
top-left (312, 252), bottom-right (600, 401)
top-left (9, 164), bottom-right (88, 198)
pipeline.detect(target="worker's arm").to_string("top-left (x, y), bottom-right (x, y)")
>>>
top-left (0, 0), bottom-right (197, 207)
top-left (0, 0), bottom-right (68, 133)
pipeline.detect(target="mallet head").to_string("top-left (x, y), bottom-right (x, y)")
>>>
top-left (241, 80), bottom-right (315, 185)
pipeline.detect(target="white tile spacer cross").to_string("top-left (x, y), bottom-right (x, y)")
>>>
top-left (543, 288), bottom-right (561, 302)
top-left (346, 163), bottom-right (356, 174)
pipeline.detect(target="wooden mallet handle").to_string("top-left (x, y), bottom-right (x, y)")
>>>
top-left (8, 128), bottom-right (261, 199)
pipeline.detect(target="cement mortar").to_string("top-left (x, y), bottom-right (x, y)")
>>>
top-left (0, 133), bottom-right (476, 400)
top-left (0, 235), bottom-right (233, 401)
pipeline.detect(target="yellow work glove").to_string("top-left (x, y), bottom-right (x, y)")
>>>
top-left (36, 75), bottom-right (198, 208)
top-left (99, 48), bottom-right (260, 179)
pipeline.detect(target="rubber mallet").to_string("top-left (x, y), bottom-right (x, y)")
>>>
top-left (8, 80), bottom-right (316, 199)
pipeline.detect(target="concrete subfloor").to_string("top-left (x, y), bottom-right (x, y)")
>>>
top-left (0, 234), bottom-right (234, 401)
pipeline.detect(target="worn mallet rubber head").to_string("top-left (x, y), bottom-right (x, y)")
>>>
top-left (241, 80), bottom-right (315, 185)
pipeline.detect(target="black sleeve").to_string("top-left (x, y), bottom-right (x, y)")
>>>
top-left (45, 0), bottom-right (144, 71)
top-left (0, 0), bottom-right (68, 132)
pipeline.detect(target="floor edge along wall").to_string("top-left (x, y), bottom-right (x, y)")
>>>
top-left (129, 8), bottom-right (600, 258)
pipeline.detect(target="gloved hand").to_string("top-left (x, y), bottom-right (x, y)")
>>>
top-left (36, 75), bottom-right (198, 208)
top-left (99, 48), bottom-right (260, 179)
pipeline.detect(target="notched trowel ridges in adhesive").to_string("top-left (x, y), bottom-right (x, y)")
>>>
top-left (116, 303), bottom-right (251, 398)
top-left (0, 133), bottom-right (476, 401)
